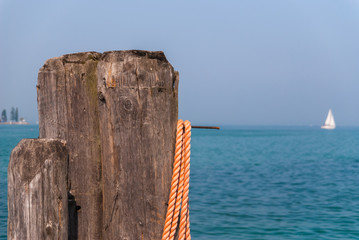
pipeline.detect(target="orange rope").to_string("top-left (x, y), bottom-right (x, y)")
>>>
top-left (162, 120), bottom-right (191, 240)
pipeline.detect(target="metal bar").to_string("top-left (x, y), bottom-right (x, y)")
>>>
top-left (191, 126), bottom-right (220, 130)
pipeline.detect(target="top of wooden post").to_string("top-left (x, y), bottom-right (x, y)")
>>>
top-left (36, 50), bottom-right (178, 240)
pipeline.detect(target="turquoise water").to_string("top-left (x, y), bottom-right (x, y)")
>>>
top-left (0, 125), bottom-right (39, 239)
top-left (1, 125), bottom-right (359, 239)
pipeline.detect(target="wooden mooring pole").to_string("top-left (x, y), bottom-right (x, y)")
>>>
top-left (8, 50), bottom-right (178, 239)
top-left (8, 139), bottom-right (69, 239)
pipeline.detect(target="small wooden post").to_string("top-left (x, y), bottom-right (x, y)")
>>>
top-left (34, 50), bottom-right (178, 239)
top-left (7, 139), bottom-right (68, 240)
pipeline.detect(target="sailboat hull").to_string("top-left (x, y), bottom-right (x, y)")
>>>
top-left (321, 125), bottom-right (335, 129)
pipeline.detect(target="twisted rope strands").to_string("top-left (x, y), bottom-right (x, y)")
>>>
top-left (168, 141), bottom-right (186, 240)
top-left (162, 120), bottom-right (191, 240)
top-left (186, 210), bottom-right (191, 240)
top-left (161, 120), bottom-right (184, 240)
top-left (179, 120), bottom-right (191, 240)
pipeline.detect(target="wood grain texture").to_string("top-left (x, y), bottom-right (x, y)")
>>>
top-left (38, 52), bottom-right (103, 239)
top-left (7, 139), bottom-right (68, 240)
top-left (97, 51), bottom-right (178, 239)
top-left (36, 50), bottom-right (178, 239)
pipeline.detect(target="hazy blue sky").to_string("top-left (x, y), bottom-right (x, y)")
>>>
top-left (1, 0), bottom-right (358, 125)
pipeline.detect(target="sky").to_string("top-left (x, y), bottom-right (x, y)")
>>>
top-left (0, 0), bottom-right (358, 126)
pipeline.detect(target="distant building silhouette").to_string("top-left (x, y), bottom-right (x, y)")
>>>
top-left (1, 110), bottom-right (7, 122)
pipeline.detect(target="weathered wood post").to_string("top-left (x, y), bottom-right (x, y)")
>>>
top-left (34, 50), bottom-right (178, 239)
top-left (8, 139), bottom-right (68, 239)
top-left (37, 52), bottom-right (104, 239)
top-left (97, 51), bottom-right (178, 239)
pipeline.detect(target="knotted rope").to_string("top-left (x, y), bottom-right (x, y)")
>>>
top-left (162, 120), bottom-right (191, 240)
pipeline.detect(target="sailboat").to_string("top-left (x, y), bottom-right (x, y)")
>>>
top-left (321, 109), bottom-right (336, 129)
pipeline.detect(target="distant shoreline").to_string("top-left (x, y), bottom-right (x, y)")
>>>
top-left (0, 121), bottom-right (29, 125)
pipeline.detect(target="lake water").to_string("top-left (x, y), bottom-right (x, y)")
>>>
top-left (1, 125), bottom-right (359, 239)
top-left (0, 125), bottom-right (39, 240)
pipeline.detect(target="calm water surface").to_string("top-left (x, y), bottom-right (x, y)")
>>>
top-left (0, 125), bottom-right (39, 240)
top-left (1, 125), bottom-right (359, 239)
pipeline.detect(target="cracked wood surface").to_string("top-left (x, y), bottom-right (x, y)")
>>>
top-left (8, 139), bottom-right (68, 240)
top-left (37, 50), bottom-right (178, 239)
top-left (38, 52), bottom-right (103, 239)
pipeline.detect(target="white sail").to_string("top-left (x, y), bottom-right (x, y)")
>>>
top-left (321, 109), bottom-right (336, 129)
top-left (329, 110), bottom-right (335, 127)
